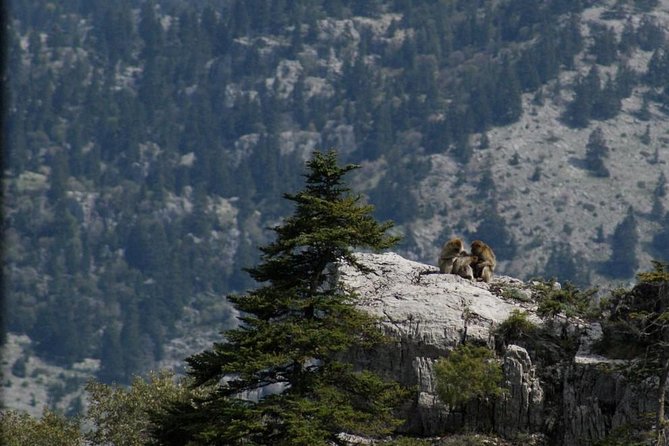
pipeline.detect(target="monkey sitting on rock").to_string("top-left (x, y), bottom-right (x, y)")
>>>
top-left (438, 238), bottom-right (496, 283)
top-left (470, 240), bottom-right (496, 283)
top-left (438, 237), bottom-right (465, 274)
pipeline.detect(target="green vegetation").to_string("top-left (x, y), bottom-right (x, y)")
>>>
top-left (496, 310), bottom-right (538, 345)
top-left (150, 151), bottom-right (407, 444)
top-left (84, 371), bottom-right (193, 446)
top-left (1, 371), bottom-right (189, 445)
top-left (1, 410), bottom-right (83, 446)
top-left (434, 344), bottom-right (504, 407)
top-left (532, 281), bottom-right (597, 321)
top-left (501, 287), bottom-right (532, 303)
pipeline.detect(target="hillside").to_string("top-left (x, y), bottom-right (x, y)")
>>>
top-left (3, 0), bottom-right (669, 415)
top-left (410, 1), bottom-right (669, 288)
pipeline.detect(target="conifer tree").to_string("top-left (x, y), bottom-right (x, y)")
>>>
top-left (603, 206), bottom-right (639, 278)
top-left (151, 151), bottom-right (406, 445)
top-left (590, 24), bottom-right (617, 66)
top-left (544, 242), bottom-right (589, 286)
top-left (585, 127), bottom-right (610, 177)
top-left (652, 173), bottom-right (668, 220)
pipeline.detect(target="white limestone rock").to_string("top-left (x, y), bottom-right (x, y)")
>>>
top-left (340, 252), bottom-right (525, 350)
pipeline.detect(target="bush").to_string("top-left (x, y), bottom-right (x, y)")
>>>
top-left (533, 281), bottom-right (597, 320)
top-left (434, 344), bottom-right (504, 407)
top-left (496, 310), bottom-right (538, 346)
top-left (501, 287), bottom-right (532, 303)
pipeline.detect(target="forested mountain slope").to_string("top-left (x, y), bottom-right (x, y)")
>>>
top-left (3, 0), bottom-right (669, 413)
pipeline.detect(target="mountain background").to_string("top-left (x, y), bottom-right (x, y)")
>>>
top-left (3, 0), bottom-right (669, 416)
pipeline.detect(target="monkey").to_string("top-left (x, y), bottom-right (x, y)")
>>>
top-left (438, 237), bottom-right (465, 273)
top-left (451, 252), bottom-right (478, 280)
top-left (470, 240), bottom-right (497, 283)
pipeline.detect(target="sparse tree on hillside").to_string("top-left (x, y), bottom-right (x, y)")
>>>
top-left (603, 206), bottom-right (639, 278)
top-left (150, 151), bottom-right (407, 445)
top-left (585, 127), bottom-right (610, 177)
top-left (646, 48), bottom-right (669, 87)
top-left (590, 24), bottom-right (618, 65)
top-left (591, 75), bottom-right (621, 120)
top-left (619, 18), bottom-right (637, 54)
top-left (637, 15), bottom-right (665, 51)
top-left (652, 212), bottom-right (669, 262)
top-left (565, 71), bottom-right (596, 128)
top-left (469, 201), bottom-right (517, 261)
top-left (544, 242), bottom-right (589, 287)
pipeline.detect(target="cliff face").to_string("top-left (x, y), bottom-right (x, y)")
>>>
top-left (339, 252), bottom-right (656, 445)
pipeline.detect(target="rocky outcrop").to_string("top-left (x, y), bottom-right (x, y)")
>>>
top-left (339, 252), bottom-right (656, 445)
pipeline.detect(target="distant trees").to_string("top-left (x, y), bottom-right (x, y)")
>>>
top-left (564, 65), bottom-right (623, 128)
top-left (469, 204), bottom-right (517, 261)
top-left (565, 68), bottom-right (598, 128)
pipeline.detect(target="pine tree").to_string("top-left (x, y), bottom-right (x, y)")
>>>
top-left (151, 151), bottom-right (406, 445)
top-left (591, 75), bottom-right (621, 121)
top-left (651, 212), bottom-right (669, 262)
top-left (544, 242), bottom-right (589, 286)
top-left (585, 127), bottom-right (610, 177)
top-left (98, 324), bottom-right (125, 384)
top-left (637, 15), bottom-right (665, 51)
top-left (564, 72), bottom-right (596, 128)
top-left (492, 58), bottom-right (523, 125)
top-left (651, 173), bottom-right (667, 219)
top-left (469, 201), bottom-right (517, 261)
top-left (618, 18), bottom-right (636, 54)
top-left (603, 206), bottom-right (639, 278)
top-left (590, 24), bottom-right (617, 66)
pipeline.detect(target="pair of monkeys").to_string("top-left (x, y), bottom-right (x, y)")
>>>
top-left (438, 238), bottom-right (496, 283)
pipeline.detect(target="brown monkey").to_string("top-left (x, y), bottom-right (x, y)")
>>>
top-left (451, 252), bottom-right (478, 280)
top-left (438, 238), bottom-right (465, 273)
top-left (470, 240), bottom-right (496, 283)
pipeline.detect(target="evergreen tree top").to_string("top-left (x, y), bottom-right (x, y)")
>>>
top-left (249, 150), bottom-right (400, 288)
